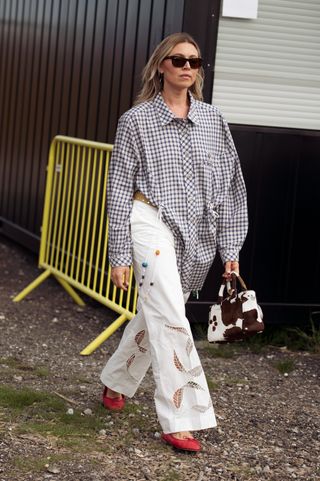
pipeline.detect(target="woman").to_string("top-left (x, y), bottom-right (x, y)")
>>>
top-left (100, 32), bottom-right (248, 452)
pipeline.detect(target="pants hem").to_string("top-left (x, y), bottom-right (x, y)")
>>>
top-left (100, 377), bottom-right (137, 398)
top-left (160, 410), bottom-right (217, 434)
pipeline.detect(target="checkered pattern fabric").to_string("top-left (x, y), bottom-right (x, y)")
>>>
top-left (107, 92), bottom-right (248, 292)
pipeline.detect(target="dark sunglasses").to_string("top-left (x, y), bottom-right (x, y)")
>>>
top-left (164, 55), bottom-right (202, 69)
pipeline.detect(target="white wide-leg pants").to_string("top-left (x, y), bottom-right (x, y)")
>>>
top-left (100, 200), bottom-right (216, 433)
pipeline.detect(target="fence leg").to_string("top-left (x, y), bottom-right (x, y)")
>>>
top-left (13, 269), bottom-right (52, 302)
top-left (80, 313), bottom-right (128, 355)
top-left (54, 275), bottom-right (85, 306)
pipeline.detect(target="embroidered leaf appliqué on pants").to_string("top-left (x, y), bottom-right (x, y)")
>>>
top-left (138, 346), bottom-right (147, 353)
top-left (135, 330), bottom-right (145, 346)
top-left (173, 350), bottom-right (186, 372)
top-left (186, 338), bottom-right (193, 356)
top-left (192, 404), bottom-right (210, 413)
top-left (173, 388), bottom-right (184, 408)
top-left (192, 399), bottom-right (213, 412)
top-left (188, 365), bottom-right (202, 377)
top-left (126, 354), bottom-right (135, 369)
top-left (165, 324), bottom-right (189, 336)
top-left (184, 381), bottom-right (205, 391)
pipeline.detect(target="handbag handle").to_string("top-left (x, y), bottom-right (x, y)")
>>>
top-left (218, 271), bottom-right (248, 303)
top-left (230, 271), bottom-right (247, 291)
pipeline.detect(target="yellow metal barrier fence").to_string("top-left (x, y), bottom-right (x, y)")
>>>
top-left (14, 135), bottom-right (138, 355)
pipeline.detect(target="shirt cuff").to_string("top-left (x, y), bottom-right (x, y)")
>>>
top-left (108, 252), bottom-right (132, 267)
top-left (219, 247), bottom-right (239, 265)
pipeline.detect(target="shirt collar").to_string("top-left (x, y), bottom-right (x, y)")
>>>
top-left (153, 91), bottom-right (200, 126)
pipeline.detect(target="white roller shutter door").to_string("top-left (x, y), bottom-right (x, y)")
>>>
top-left (212, 0), bottom-right (320, 130)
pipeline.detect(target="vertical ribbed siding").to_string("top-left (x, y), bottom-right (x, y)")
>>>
top-left (213, 0), bottom-right (320, 129)
top-left (0, 0), bottom-right (192, 243)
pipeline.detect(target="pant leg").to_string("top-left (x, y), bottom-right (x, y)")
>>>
top-left (128, 201), bottom-right (216, 433)
top-left (100, 308), bottom-right (151, 397)
top-left (100, 290), bottom-right (191, 397)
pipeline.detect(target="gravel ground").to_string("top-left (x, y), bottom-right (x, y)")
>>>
top-left (0, 236), bottom-right (319, 481)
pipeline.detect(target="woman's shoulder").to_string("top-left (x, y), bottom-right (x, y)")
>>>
top-left (194, 98), bottom-right (224, 118)
top-left (119, 100), bottom-right (154, 124)
top-left (193, 98), bottom-right (230, 132)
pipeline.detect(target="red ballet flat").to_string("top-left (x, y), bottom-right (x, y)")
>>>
top-left (102, 386), bottom-right (125, 411)
top-left (161, 433), bottom-right (201, 452)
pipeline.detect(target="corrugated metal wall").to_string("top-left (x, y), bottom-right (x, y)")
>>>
top-left (212, 0), bottom-right (320, 129)
top-left (0, 0), bottom-right (219, 250)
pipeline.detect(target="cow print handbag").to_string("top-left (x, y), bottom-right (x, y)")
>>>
top-left (208, 272), bottom-right (264, 343)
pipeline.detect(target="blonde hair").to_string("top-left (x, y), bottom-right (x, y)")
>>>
top-left (135, 32), bottom-right (204, 104)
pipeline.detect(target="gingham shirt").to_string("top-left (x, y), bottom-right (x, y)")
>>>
top-left (107, 92), bottom-right (248, 292)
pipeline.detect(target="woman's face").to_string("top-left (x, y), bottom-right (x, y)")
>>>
top-left (160, 42), bottom-right (200, 92)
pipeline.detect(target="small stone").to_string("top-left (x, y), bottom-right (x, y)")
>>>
top-left (132, 428), bottom-right (140, 435)
top-left (46, 466), bottom-right (60, 474)
top-left (83, 408), bottom-right (92, 415)
top-left (51, 317), bottom-right (59, 323)
top-left (286, 466), bottom-right (296, 473)
top-left (66, 408), bottom-right (74, 415)
top-left (154, 432), bottom-right (161, 439)
top-left (134, 448), bottom-right (143, 456)
top-left (108, 421), bottom-right (114, 426)
top-left (79, 385), bottom-right (86, 392)
top-left (13, 375), bottom-right (23, 382)
top-left (99, 429), bottom-right (107, 436)
top-left (263, 465), bottom-right (271, 473)
top-left (0, 315), bottom-right (5, 320)
top-left (284, 372), bottom-right (289, 377)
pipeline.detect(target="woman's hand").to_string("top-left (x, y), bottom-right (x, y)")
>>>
top-left (111, 266), bottom-right (130, 291)
top-left (223, 260), bottom-right (239, 280)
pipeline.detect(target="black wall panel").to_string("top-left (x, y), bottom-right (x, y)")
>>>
top-left (189, 127), bottom-right (320, 325)
top-left (0, 0), bottom-right (219, 248)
